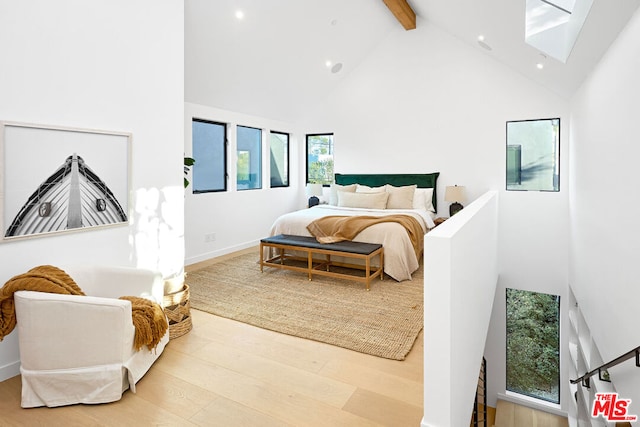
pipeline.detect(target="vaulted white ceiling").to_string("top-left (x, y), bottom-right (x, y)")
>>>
top-left (185, 0), bottom-right (640, 123)
top-left (413, 0), bottom-right (640, 99)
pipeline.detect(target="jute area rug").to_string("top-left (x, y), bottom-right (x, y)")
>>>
top-left (186, 251), bottom-right (424, 361)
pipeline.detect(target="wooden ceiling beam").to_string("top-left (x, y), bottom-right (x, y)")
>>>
top-left (383, 0), bottom-right (416, 30)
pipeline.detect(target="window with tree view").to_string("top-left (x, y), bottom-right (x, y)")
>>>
top-left (306, 133), bottom-right (333, 185)
top-left (506, 288), bottom-right (560, 404)
top-left (506, 118), bottom-right (560, 191)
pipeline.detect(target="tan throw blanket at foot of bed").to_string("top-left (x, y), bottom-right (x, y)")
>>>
top-left (307, 214), bottom-right (424, 257)
top-left (0, 265), bottom-right (167, 350)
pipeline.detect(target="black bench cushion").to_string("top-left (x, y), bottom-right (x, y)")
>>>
top-left (261, 234), bottom-right (382, 255)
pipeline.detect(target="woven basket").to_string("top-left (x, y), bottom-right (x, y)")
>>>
top-left (163, 283), bottom-right (192, 339)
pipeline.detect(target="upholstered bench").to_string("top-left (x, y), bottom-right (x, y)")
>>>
top-left (259, 234), bottom-right (384, 290)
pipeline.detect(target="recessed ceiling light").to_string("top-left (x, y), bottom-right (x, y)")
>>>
top-left (235, 10), bottom-right (244, 20)
top-left (330, 19), bottom-right (338, 26)
top-left (325, 60), bottom-right (332, 68)
top-left (537, 63), bottom-right (544, 70)
top-left (477, 35), bottom-right (492, 50)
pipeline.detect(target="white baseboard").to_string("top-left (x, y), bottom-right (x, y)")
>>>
top-left (0, 360), bottom-right (20, 382)
top-left (420, 417), bottom-right (442, 427)
top-left (185, 240), bottom-right (259, 266)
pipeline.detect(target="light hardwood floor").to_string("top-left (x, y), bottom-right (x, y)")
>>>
top-left (0, 250), bottom-right (424, 426)
top-left (471, 404), bottom-right (496, 427)
top-left (494, 399), bottom-right (568, 427)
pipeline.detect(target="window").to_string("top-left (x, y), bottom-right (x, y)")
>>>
top-left (237, 125), bottom-right (262, 190)
top-left (191, 119), bottom-right (227, 193)
top-left (525, 0), bottom-right (593, 63)
top-left (306, 133), bottom-right (334, 185)
top-left (270, 131), bottom-right (289, 187)
top-left (506, 118), bottom-right (560, 192)
top-left (506, 288), bottom-right (560, 404)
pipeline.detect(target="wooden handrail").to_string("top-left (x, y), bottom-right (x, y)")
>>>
top-left (570, 345), bottom-right (640, 387)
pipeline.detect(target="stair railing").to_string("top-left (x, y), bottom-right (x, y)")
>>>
top-left (571, 345), bottom-right (640, 388)
top-left (472, 357), bottom-right (487, 427)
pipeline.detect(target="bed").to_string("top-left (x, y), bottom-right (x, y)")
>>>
top-left (268, 173), bottom-right (439, 281)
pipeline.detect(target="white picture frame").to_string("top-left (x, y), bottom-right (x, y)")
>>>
top-left (0, 121), bottom-right (131, 241)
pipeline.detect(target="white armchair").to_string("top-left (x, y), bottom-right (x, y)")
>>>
top-left (14, 265), bottom-right (169, 408)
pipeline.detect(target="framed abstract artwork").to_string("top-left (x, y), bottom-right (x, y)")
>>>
top-left (0, 121), bottom-right (131, 241)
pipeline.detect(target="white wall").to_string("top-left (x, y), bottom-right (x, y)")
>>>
top-left (0, 0), bottom-right (184, 380)
top-left (485, 189), bottom-right (571, 413)
top-left (184, 103), bottom-right (304, 264)
top-left (569, 7), bottom-right (640, 404)
top-left (423, 191), bottom-right (499, 427)
top-left (298, 18), bottom-right (571, 411)
top-left (301, 20), bottom-right (568, 213)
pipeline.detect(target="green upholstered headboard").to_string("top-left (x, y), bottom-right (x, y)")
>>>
top-left (334, 172), bottom-right (440, 211)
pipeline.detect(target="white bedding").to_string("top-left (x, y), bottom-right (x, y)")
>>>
top-left (269, 205), bottom-right (435, 281)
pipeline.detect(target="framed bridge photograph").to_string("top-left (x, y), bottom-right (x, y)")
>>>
top-left (0, 121), bottom-right (131, 241)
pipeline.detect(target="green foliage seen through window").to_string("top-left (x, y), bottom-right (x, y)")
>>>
top-left (506, 288), bottom-right (560, 403)
top-left (306, 134), bottom-right (334, 185)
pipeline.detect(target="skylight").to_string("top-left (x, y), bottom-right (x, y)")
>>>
top-left (525, 0), bottom-right (594, 63)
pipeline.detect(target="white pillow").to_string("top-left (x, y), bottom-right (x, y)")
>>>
top-left (329, 184), bottom-right (356, 205)
top-left (413, 188), bottom-right (435, 212)
top-left (355, 184), bottom-right (386, 193)
top-left (338, 191), bottom-right (389, 209)
top-left (385, 184), bottom-right (416, 209)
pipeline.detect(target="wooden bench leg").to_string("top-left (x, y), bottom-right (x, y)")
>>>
top-left (365, 256), bottom-right (371, 291)
top-left (308, 250), bottom-right (312, 281)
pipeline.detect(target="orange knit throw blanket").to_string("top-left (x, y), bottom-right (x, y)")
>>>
top-left (0, 265), bottom-right (168, 351)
